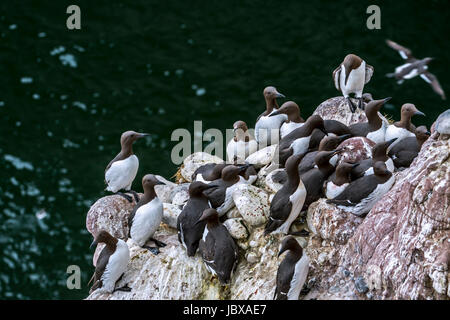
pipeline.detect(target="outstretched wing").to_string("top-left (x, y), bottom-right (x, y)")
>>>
top-left (332, 65), bottom-right (341, 91)
top-left (386, 39), bottom-right (415, 62)
top-left (420, 71), bottom-right (446, 100)
top-left (365, 64), bottom-right (374, 84)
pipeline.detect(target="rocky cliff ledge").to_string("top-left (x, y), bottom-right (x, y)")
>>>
top-left (86, 98), bottom-right (449, 300)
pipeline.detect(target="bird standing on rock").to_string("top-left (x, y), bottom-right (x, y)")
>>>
top-left (88, 230), bottom-right (131, 294)
top-left (265, 153), bottom-right (307, 235)
top-left (226, 120), bottom-right (258, 163)
top-left (198, 208), bottom-right (239, 285)
top-left (333, 54), bottom-right (374, 112)
top-left (349, 97), bottom-right (391, 144)
top-left (269, 101), bottom-right (305, 139)
top-left (105, 130), bottom-right (149, 202)
top-left (385, 39), bottom-right (446, 100)
top-left (325, 162), bottom-right (359, 199)
top-left (177, 181), bottom-right (215, 257)
top-left (128, 174), bottom-right (166, 255)
top-left (255, 86), bottom-right (287, 146)
top-left (274, 236), bottom-right (309, 300)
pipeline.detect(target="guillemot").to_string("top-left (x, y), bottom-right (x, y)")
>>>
top-left (386, 39), bottom-right (446, 100)
top-left (265, 153), bottom-right (307, 235)
top-left (350, 138), bottom-right (397, 178)
top-left (385, 103), bottom-right (425, 147)
top-left (192, 163), bottom-right (228, 183)
top-left (88, 230), bottom-right (131, 294)
top-left (104, 130), bottom-right (149, 202)
top-left (327, 161), bottom-right (395, 216)
top-left (274, 236), bottom-right (309, 300)
top-left (277, 115), bottom-right (327, 167)
top-left (198, 208), bottom-right (239, 285)
top-left (202, 165), bottom-right (250, 216)
top-left (349, 97), bottom-right (391, 144)
top-left (388, 126), bottom-right (430, 168)
top-left (269, 101), bottom-right (305, 139)
top-left (226, 120), bottom-right (258, 163)
top-left (325, 162), bottom-right (359, 199)
top-left (255, 86), bottom-right (287, 146)
top-left (177, 181), bottom-right (215, 257)
top-left (333, 54), bottom-right (374, 112)
top-left (128, 174), bottom-right (166, 255)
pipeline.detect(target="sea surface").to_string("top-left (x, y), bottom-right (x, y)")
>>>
top-left (0, 0), bottom-right (448, 299)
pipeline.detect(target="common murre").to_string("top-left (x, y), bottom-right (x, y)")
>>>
top-left (333, 54), bottom-right (374, 112)
top-left (128, 174), bottom-right (166, 255)
top-left (325, 162), bottom-right (359, 199)
top-left (386, 39), bottom-right (446, 100)
top-left (198, 208), bottom-right (239, 285)
top-left (88, 230), bottom-right (131, 294)
top-left (388, 125), bottom-right (430, 168)
top-left (227, 120), bottom-right (258, 163)
top-left (104, 130), bottom-right (149, 202)
top-left (327, 161), bottom-right (395, 216)
top-left (274, 236), bottom-right (309, 300)
top-left (265, 153), bottom-right (307, 235)
top-left (255, 86), bottom-right (287, 146)
top-left (385, 103), bottom-right (425, 147)
top-left (177, 181), bottom-right (215, 257)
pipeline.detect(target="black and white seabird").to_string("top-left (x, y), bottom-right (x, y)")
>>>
top-left (265, 153), bottom-right (307, 235)
top-left (327, 161), bottom-right (395, 216)
top-left (255, 86), bottom-right (287, 146)
top-left (226, 120), bottom-right (258, 163)
top-left (388, 126), bottom-right (430, 168)
top-left (128, 174), bottom-right (166, 255)
top-left (269, 101), bottom-right (305, 139)
top-left (333, 54), bottom-right (374, 112)
top-left (349, 97), bottom-right (391, 144)
top-left (385, 103), bottom-right (425, 147)
top-left (386, 39), bottom-right (446, 100)
top-left (177, 181), bottom-right (215, 257)
top-left (203, 165), bottom-right (250, 216)
top-left (350, 138), bottom-right (397, 179)
top-left (274, 236), bottom-right (309, 300)
top-left (198, 208), bottom-right (239, 285)
top-left (325, 162), bottom-right (359, 199)
top-left (88, 230), bottom-right (131, 294)
top-left (300, 149), bottom-right (343, 208)
top-left (105, 130), bottom-right (149, 202)
top-left (276, 115), bottom-right (327, 167)
top-left (192, 162), bottom-right (228, 183)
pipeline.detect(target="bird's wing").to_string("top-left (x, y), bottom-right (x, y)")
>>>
top-left (385, 39), bottom-right (415, 61)
top-left (328, 176), bottom-right (376, 204)
top-left (90, 246), bottom-right (113, 291)
top-left (365, 64), bottom-right (374, 84)
top-left (420, 71), bottom-right (446, 100)
top-left (332, 65), bottom-right (341, 91)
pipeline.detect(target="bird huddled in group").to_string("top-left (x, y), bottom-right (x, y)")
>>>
top-left (88, 47), bottom-right (440, 299)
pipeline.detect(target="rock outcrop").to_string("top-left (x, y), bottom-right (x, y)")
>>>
top-left (85, 97), bottom-right (449, 300)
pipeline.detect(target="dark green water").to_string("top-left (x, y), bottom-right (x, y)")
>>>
top-left (0, 0), bottom-right (448, 299)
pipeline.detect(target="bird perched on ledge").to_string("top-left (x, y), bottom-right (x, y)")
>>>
top-left (226, 120), bottom-right (258, 163)
top-left (105, 130), bottom-right (149, 202)
top-left (385, 39), bottom-right (446, 100)
top-left (333, 54), bottom-right (374, 112)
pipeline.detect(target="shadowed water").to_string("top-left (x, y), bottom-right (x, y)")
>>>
top-left (0, 0), bottom-right (448, 299)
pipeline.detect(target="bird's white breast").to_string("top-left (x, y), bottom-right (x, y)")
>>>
top-left (226, 139), bottom-right (257, 163)
top-left (326, 181), bottom-right (348, 199)
top-left (275, 181), bottom-right (306, 234)
top-left (291, 136), bottom-right (312, 155)
top-left (100, 239), bottom-right (130, 293)
top-left (287, 254), bottom-right (309, 300)
top-left (280, 122), bottom-right (304, 139)
top-left (366, 122), bottom-right (387, 144)
top-left (255, 110), bottom-right (287, 145)
top-left (385, 125), bottom-right (415, 148)
top-left (130, 198), bottom-right (163, 247)
top-left (340, 61), bottom-right (366, 96)
top-left (105, 155), bottom-right (139, 193)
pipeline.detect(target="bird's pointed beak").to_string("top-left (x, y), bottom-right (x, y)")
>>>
top-left (425, 131), bottom-right (431, 136)
top-left (278, 245), bottom-right (288, 257)
top-left (339, 134), bottom-right (351, 141)
top-left (90, 240), bottom-right (97, 249)
top-left (351, 163), bottom-right (359, 168)
top-left (269, 110), bottom-right (281, 117)
top-left (414, 110), bottom-right (425, 117)
top-left (386, 138), bottom-right (398, 146)
top-left (275, 91), bottom-right (285, 99)
top-left (383, 97), bottom-right (392, 104)
top-left (138, 133), bottom-right (150, 138)
top-left (332, 148), bottom-right (344, 156)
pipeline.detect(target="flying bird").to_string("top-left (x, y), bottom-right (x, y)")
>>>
top-left (385, 39), bottom-right (446, 100)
